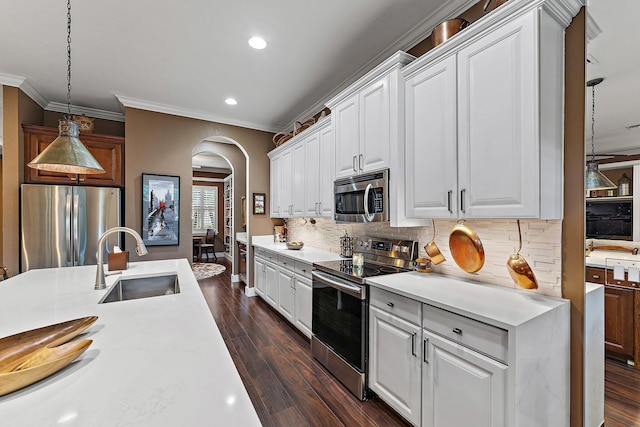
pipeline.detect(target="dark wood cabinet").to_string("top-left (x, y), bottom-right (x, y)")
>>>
top-left (587, 265), bottom-right (640, 366)
top-left (23, 125), bottom-right (124, 187)
top-left (604, 286), bottom-right (635, 359)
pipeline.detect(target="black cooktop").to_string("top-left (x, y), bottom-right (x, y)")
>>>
top-left (313, 259), bottom-right (409, 284)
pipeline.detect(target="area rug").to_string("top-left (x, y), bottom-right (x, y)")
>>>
top-left (192, 263), bottom-right (226, 280)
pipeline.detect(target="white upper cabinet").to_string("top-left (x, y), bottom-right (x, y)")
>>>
top-left (269, 117), bottom-right (333, 219)
top-left (318, 124), bottom-right (334, 217)
top-left (405, 54), bottom-right (458, 219)
top-left (328, 52), bottom-right (414, 180)
top-left (403, 3), bottom-right (571, 220)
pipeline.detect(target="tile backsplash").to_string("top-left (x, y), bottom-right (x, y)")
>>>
top-left (287, 218), bottom-right (562, 297)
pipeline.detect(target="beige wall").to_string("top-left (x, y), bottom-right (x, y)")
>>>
top-left (124, 108), bottom-right (275, 286)
top-left (1, 86), bottom-right (43, 273)
top-left (44, 111), bottom-right (125, 137)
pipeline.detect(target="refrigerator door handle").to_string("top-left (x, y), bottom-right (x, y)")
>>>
top-left (73, 194), bottom-right (80, 263)
top-left (65, 194), bottom-right (72, 263)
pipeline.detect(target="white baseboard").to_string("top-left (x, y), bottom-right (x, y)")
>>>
top-left (245, 287), bottom-right (257, 297)
top-left (231, 274), bottom-right (240, 282)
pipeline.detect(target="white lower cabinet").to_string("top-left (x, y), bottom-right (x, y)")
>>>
top-left (252, 246), bottom-right (314, 338)
top-left (369, 305), bottom-right (422, 426)
top-left (422, 329), bottom-right (506, 427)
top-left (293, 275), bottom-right (312, 338)
top-left (254, 253), bottom-right (265, 297)
top-left (264, 261), bottom-right (278, 309)
top-left (277, 265), bottom-right (295, 323)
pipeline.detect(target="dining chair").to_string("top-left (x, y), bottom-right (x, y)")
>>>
top-left (198, 229), bottom-right (217, 263)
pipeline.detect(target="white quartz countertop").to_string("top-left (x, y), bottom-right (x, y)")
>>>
top-left (0, 259), bottom-right (261, 427)
top-left (236, 232), bottom-right (247, 244)
top-left (366, 271), bottom-right (568, 331)
top-left (252, 235), bottom-right (342, 264)
top-left (585, 249), bottom-right (640, 268)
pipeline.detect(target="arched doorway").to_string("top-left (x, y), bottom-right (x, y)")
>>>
top-left (192, 138), bottom-right (249, 288)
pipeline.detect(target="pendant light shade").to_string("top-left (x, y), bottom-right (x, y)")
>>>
top-left (27, 0), bottom-right (105, 175)
top-left (28, 119), bottom-right (105, 174)
top-left (585, 77), bottom-right (615, 191)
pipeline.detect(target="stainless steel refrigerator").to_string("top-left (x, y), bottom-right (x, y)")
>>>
top-left (20, 184), bottom-right (122, 272)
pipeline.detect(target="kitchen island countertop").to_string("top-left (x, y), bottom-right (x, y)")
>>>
top-left (0, 259), bottom-right (261, 427)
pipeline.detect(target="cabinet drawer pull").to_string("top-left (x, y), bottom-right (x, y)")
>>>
top-left (447, 190), bottom-right (453, 213)
top-left (423, 338), bottom-right (429, 364)
top-left (452, 328), bottom-right (462, 335)
top-left (387, 302), bottom-right (394, 307)
top-left (359, 154), bottom-right (364, 171)
top-left (592, 275), bottom-right (600, 279)
top-left (411, 332), bottom-right (417, 357)
top-left (460, 189), bottom-right (466, 213)
top-left (353, 156), bottom-right (357, 173)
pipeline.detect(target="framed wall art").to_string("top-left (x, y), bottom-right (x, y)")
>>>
top-left (142, 173), bottom-right (180, 246)
top-left (253, 193), bottom-right (266, 215)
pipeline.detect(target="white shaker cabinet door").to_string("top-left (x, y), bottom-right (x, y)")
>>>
top-left (318, 124), bottom-right (334, 217)
top-left (280, 147), bottom-right (294, 217)
top-left (264, 261), bottom-right (279, 309)
top-left (456, 12), bottom-right (539, 218)
top-left (293, 275), bottom-right (312, 338)
top-left (304, 132), bottom-right (321, 217)
top-left (359, 75), bottom-right (390, 174)
top-left (291, 141), bottom-right (306, 217)
top-left (334, 95), bottom-right (360, 179)
top-left (422, 330), bottom-right (507, 427)
top-left (254, 256), bottom-right (265, 297)
top-left (405, 54), bottom-right (458, 219)
top-left (277, 267), bottom-right (295, 323)
top-left (269, 154), bottom-right (282, 217)
top-left (370, 306), bottom-right (422, 426)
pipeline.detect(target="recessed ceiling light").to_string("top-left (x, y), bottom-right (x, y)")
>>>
top-left (248, 36), bottom-right (267, 50)
top-left (225, 98), bottom-right (238, 106)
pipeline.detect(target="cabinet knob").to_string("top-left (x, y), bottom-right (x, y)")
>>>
top-left (387, 302), bottom-right (394, 308)
top-left (592, 275), bottom-right (600, 279)
top-left (452, 328), bottom-right (462, 335)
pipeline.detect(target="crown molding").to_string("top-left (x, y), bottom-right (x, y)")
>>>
top-left (281, 0), bottom-right (477, 132)
top-left (0, 73), bottom-right (48, 109)
top-left (115, 95), bottom-right (279, 133)
top-left (46, 101), bottom-right (125, 122)
top-left (586, 10), bottom-right (602, 43)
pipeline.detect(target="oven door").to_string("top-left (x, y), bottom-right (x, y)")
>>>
top-left (334, 169), bottom-right (388, 223)
top-left (312, 270), bottom-right (367, 372)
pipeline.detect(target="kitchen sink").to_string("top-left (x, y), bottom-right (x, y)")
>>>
top-left (99, 274), bottom-right (180, 304)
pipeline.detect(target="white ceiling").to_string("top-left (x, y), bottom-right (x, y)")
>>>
top-left (0, 0), bottom-right (474, 133)
top-left (587, 0), bottom-right (640, 155)
top-left (0, 0), bottom-right (635, 157)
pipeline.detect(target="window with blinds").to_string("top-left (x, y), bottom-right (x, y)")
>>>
top-left (192, 185), bottom-right (218, 233)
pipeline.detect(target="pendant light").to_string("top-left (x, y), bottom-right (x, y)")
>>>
top-left (27, 0), bottom-right (105, 175)
top-left (585, 77), bottom-right (615, 191)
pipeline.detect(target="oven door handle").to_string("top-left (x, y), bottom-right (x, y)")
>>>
top-left (312, 270), bottom-right (365, 300)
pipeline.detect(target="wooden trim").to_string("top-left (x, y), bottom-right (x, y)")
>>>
top-left (562, 7), bottom-right (586, 427)
top-left (635, 291), bottom-right (640, 368)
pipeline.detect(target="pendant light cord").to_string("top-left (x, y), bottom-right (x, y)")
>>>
top-left (590, 83), bottom-right (596, 163)
top-left (66, 0), bottom-right (72, 116)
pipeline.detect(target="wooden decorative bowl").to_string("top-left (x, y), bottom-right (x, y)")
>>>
top-left (0, 339), bottom-right (92, 396)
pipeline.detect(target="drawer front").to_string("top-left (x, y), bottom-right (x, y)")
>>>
top-left (254, 247), bottom-right (265, 258)
top-left (585, 267), bottom-right (605, 284)
top-left (294, 260), bottom-right (312, 279)
top-left (423, 304), bottom-right (508, 364)
top-left (263, 250), bottom-right (277, 263)
top-left (370, 287), bottom-right (421, 326)
top-left (277, 254), bottom-right (295, 270)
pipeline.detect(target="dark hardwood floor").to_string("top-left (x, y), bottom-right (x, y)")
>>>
top-left (198, 259), bottom-right (640, 427)
top-left (198, 259), bottom-right (409, 427)
top-left (605, 359), bottom-right (640, 426)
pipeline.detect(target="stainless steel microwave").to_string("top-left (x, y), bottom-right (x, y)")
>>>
top-left (334, 169), bottom-right (389, 223)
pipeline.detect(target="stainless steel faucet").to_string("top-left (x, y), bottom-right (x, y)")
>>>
top-left (95, 227), bottom-right (148, 290)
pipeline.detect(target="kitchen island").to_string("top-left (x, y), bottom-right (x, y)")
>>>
top-left (0, 259), bottom-right (261, 427)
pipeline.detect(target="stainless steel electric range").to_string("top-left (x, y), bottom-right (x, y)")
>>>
top-left (311, 236), bottom-right (417, 400)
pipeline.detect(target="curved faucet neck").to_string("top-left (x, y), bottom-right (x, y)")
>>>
top-left (95, 227), bottom-right (147, 290)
